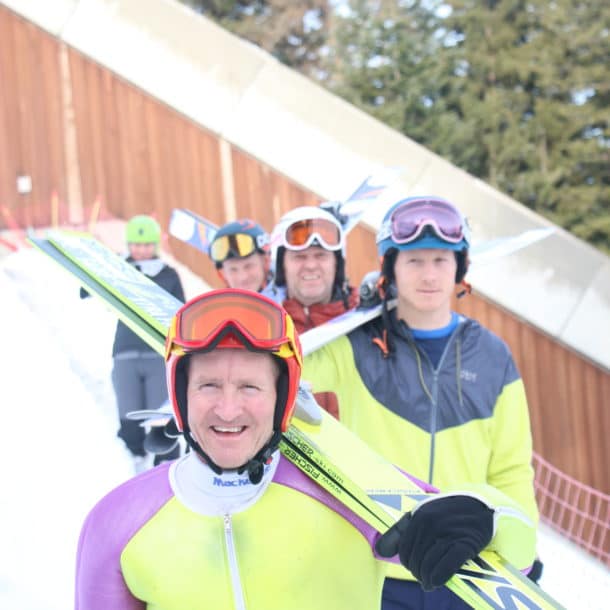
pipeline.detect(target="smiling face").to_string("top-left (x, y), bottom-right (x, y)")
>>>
top-left (128, 242), bottom-right (157, 261)
top-left (185, 349), bottom-right (278, 469)
top-left (221, 252), bottom-right (267, 292)
top-left (283, 246), bottom-right (336, 307)
top-left (393, 248), bottom-right (457, 329)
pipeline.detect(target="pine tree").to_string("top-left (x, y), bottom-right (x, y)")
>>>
top-left (178, 1), bottom-right (610, 253)
top-left (179, 1), bottom-right (329, 79)
top-left (438, 1), bottom-right (610, 250)
top-left (329, 0), bottom-right (610, 252)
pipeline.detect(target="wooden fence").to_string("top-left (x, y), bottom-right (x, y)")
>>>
top-left (1, 5), bottom-right (608, 494)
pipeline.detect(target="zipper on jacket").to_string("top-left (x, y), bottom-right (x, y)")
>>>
top-left (224, 513), bottom-right (247, 610)
top-left (420, 328), bottom-right (459, 485)
top-left (428, 368), bottom-right (439, 483)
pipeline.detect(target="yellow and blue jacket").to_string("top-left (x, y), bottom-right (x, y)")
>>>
top-left (304, 312), bottom-right (539, 574)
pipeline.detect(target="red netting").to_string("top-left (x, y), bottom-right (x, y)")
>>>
top-left (533, 452), bottom-right (610, 566)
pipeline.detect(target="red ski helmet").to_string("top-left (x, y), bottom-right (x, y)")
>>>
top-left (165, 288), bottom-right (302, 436)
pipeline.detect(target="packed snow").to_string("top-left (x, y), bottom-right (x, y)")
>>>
top-left (0, 245), bottom-right (607, 609)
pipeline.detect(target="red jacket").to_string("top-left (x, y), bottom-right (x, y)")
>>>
top-left (283, 287), bottom-right (358, 419)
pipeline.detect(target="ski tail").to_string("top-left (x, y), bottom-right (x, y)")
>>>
top-left (321, 167), bottom-right (401, 233)
top-left (168, 208), bottom-right (219, 254)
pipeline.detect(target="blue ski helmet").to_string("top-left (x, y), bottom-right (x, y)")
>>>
top-left (376, 196), bottom-right (471, 284)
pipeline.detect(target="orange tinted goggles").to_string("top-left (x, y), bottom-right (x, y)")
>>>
top-left (283, 218), bottom-right (342, 251)
top-left (166, 289), bottom-right (298, 359)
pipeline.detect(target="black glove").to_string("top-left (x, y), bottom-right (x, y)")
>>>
top-left (375, 495), bottom-right (494, 591)
top-left (358, 270), bottom-right (381, 309)
top-left (527, 558), bottom-right (544, 583)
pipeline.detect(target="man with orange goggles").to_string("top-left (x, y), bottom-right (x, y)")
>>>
top-left (76, 288), bottom-right (514, 610)
top-left (208, 219), bottom-right (270, 293)
top-left (263, 205), bottom-right (359, 417)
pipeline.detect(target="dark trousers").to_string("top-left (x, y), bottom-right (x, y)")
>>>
top-left (382, 578), bottom-right (472, 610)
top-left (112, 353), bottom-right (170, 458)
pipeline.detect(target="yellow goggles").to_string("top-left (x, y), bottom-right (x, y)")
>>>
top-left (209, 233), bottom-right (260, 264)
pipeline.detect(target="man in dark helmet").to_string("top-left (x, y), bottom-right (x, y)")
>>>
top-left (208, 219), bottom-right (270, 292)
top-left (75, 289), bottom-right (532, 610)
top-left (304, 196), bottom-right (539, 609)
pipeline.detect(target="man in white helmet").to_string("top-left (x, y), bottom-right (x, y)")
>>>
top-left (263, 206), bottom-right (359, 418)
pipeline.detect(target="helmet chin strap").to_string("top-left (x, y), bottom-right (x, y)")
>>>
top-left (185, 429), bottom-right (283, 485)
top-left (238, 430), bottom-right (282, 485)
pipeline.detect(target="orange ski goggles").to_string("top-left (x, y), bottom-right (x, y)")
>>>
top-left (282, 218), bottom-right (342, 251)
top-left (165, 288), bottom-right (301, 367)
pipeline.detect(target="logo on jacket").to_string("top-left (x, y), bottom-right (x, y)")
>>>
top-left (213, 476), bottom-right (252, 487)
top-left (460, 369), bottom-right (477, 382)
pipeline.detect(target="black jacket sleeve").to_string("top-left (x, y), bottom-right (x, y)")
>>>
top-left (161, 266), bottom-right (185, 303)
top-left (111, 261), bottom-right (185, 356)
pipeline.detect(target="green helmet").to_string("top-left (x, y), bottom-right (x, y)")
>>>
top-left (126, 215), bottom-right (161, 244)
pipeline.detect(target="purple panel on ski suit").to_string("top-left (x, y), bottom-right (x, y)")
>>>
top-left (75, 463), bottom-right (173, 610)
top-left (274, 457), bottom-right (437, 561)
top-left (75, 456), bottom-right (435, 608)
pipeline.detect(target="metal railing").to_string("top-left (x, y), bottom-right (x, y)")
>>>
top-left (534, 452), bottom-right (610, 566)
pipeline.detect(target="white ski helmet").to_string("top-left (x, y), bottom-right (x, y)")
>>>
top-left (269, 206), bottom-right (347, 289)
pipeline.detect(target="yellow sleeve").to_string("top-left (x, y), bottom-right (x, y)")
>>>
top-left (488, 379), bottom-right (539, 527)
top-left (303, 335), bottom-right (352, 393)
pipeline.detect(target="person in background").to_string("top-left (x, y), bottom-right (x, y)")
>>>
top-left (208, 219), bottom-right (270, 292)
top-left (262, 206), bottom-right (359, 418)
top-left (75, 288), bottom-right (535, 610)
top-left (96, 214), bottom-right (185, 471)
top-left (303, 196), bottom-right (540, 609)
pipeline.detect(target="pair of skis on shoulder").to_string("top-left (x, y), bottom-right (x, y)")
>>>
top-left (29, 229), bottom-right (563, 610)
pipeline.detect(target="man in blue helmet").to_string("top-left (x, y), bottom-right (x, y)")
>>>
top-left (303, 196), bottom-right (539, 609)
top-left (208, 219), bottom-right (270, 292)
